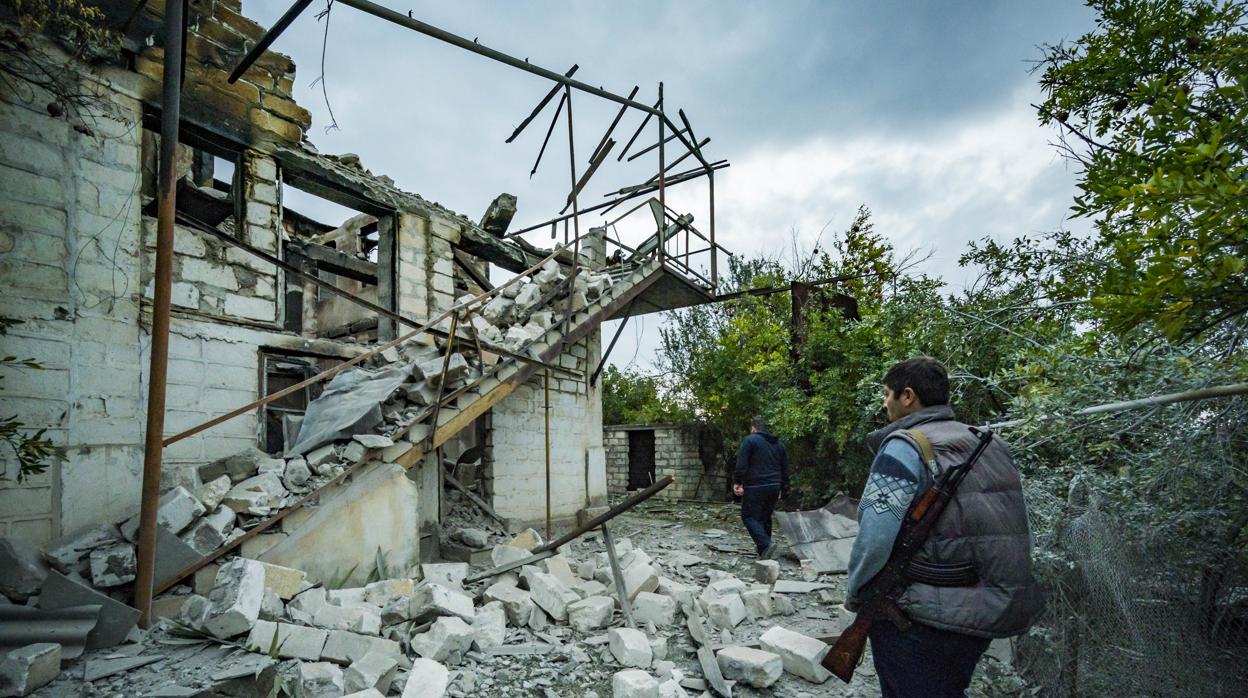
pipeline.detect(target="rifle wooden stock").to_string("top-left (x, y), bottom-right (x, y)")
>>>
top-left (824, 614), bottom-right (872, 682)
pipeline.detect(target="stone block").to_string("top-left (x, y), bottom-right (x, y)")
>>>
top-left (658, 678), bottom-right (688, 698)
top-left (758, 625), bottom-right (831, 683)
top-left (283, 459), bottom-right (311, 489)
top-left (527, 571), bottom-right (579, 621)
top-left (401, 658), bottom-right (448, 698)
top-left (180, 507), bottom-right (235, 555)
top-left (245, 620), bottom-right (328, 661)
top-left (621, 560), bottom-right (659, 602)
top-left (287, 586), bottom-right (327, 625)
top-left (259, 589), bottom-right (284, 622)
top-left (380, 441), bottom-right (413, 464)
top-left (0, 642), bottom-right (60, 696)
top-left (482, 582), bottom-right (532, 626)
top-left (89, 542), bottom-right (136, 587)
top-left (202, 558), bottom-right (265, 639)
top-left (0, 537), bottom-right (50, 601)
top-left (753, 560), bottom-right (780, 585)
top-left (633, 592), bottom-right (678, 627)
top-left (314, 603), bottom-right (382, 635)
top-left (408, 583), bottom-right (474, 623)
top-left (452, 528), bottom-right (489, 548)
top-left (609, 628), bottom-right (653, 668)
top-left (304, 444), bottom-right (337, 469)
top-left (321, 630), bottom-right (402, 666)
top-left (344, 650), bottom-right (398, 694)
top-left (256, 561), bottom-right (307, 600)
top-left (650, 635), bottom-right (668, 661)
top-left (298, 661), bottom-right (344, 698)
top-left (507, 527), bottom-right (543, 551)
top-left (771, 593), bottom-right (796, 616)
top-left (327, 588), bottom-right (368, 608)
top-left (42, 525), bottom-right (119, 573)
top-left (409, 616), bottom-right (474, 665)
top-left (705, 594), bottom-right (746, 631)
top-left (576, 558), bottom-right (597, 581)
top-left (574, 579), bottom-right (608, 599)
top-left (741, 588), bottom-right (773, 620)
top-left (198, 447), bottom-right (265, 484)
top-left (471, 601), bottom-right (506, 650)
top-left (567, 595), bottom-right (613, 632)
top-left (490, 544), bottom-right (529, 568)
top-left (419, 563), bottom-right (468, 588)
top-left (715, 646), bottom-right (782, 688)
top-left (543, 555), bottom-right (578, 586)
top-left (612, 669), bottom-right (659, 698)
top-left (655, 578), bottom-right (697, 608)
top-left (363, 578), bottom-right (416, 607)
top-left (353, 434), bottom-right (394, 449)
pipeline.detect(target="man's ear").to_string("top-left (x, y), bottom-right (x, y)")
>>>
top-left (901, 387), bottom-right (918, 405)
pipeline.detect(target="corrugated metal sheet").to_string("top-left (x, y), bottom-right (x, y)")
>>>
top-left (0, 604), bottom-right (101, 659)
top-left (775, 494), bottom-right (860, 573)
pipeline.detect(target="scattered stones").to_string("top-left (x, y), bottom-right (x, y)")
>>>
top-left (609, 628), bottom-right (653, 668)
top-left (716, 646), bottom-right (783, 688)
top-left (420, 562), bottom-right (469, 588)
top-left (567, 595), bottom-right (614, 632)
top-left (88, 543), bottom-right (136, 587)
top-left (613, 669), bottom-right (659, 698)
top-left (321, 630), bottom-right (402, 665)
top-left (633, 592), bottom-right (678, 627)
top-left (483, 583), bottom-right (534, 626)
top-left (246, 620), bottom-right (328, 660)
top-left (705, 593), bottom-right (746, 630)
top-left (741, 588), bottom-right (773, 620)
top-left (527, 571), bottom-right (579, 621)
top-left (759, 625), bottom-right (832, 683)
top-left (508, 528), bottom-right (543, 551)
top-left (471, 601), bottom-right (506, 650)
top-left (753, 559), bottom-right (780, 585)
top-left (453, 528), bottom-right (490, 548)
top-left (299, 661), bottom-right (345, 698)
top-left (402, 658), bottom-right (449, 698)
top-left (0, 642), bottom-right (60, 696)
top-left (197, 447), bottom-right (266, 484)
top-left (409, 616), bottom-right (474, 664)
top-left (409, 583), bottom-right (475, 623)
top-left (344, 650), bottom-right (399, 694)
top-left (41, 525), bottom-right (118, 574)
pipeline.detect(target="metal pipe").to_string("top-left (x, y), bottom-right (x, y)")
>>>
top-left (530, 91), bottom-right (567, 178)
top-left (425, 312), bottom-right (461, 449)
top-left (626, 126), bottom-right (689, 163)
top-left (506, 64), bottom-right (578, 143)
top-left (544, 369), bottom-right (552, 540)
top-left (334, 0), bottom-right (658, 114)
top-left (561, 139), bottom-right (614, 215)
top-left (709, 170), bottom-right (717, 292)
top-left (602, 522), bottom-right (635, 628)
top-left (533, 475), bottom-right (674, 554)
top-left (617, 99), bottom-right (659, 161)
top-left (134, 0), bottom-right (184, 628)
top-left (227, 0), bottom-right (314, 83)
top-left (565, 86), bottom-right (580, 259)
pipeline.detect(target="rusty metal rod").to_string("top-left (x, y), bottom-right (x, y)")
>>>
top-left (561, 139), bottom-right (614, 215)
top-left (533, 475), bottom-right (673, 554)
top-left (621, 137), bottom-right (710, 194)
top-left (589, 85), bottom-right (638, 164)
top-left (334, 0), bottom-right (658, 114)
top-left (530, 91), bottom-right (567, 178)
top-left (678, 108), bottom-right (702, 160)
top-left (709, 170), bottom-right (717, 291)
top-left (227, 0), bottom-right (314, 83)
top-left (425, 312), bottom-right (460, 451)
top-left (626, 126), bottom-right (689, 162)
top-left (544, 369), bottom-right (552, 540)
top-left (506, 64), bottom-right (578, 143)
top-left (602, 522), bottom-right (635, 627)
top-left (617, 98), bottom-right (659, 161)
top-left (135, 0), bottom-right (184, 627)
top-left (657, 82), bottom-right (666, 265)
top-left (508, 160), bottom-right (728, 236)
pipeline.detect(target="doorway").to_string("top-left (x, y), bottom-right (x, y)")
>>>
top-left (627, 429), bottom-right (656, 490)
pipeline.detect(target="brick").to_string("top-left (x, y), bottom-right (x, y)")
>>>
top-left (245, 620), bottom-right (328, 661)
top-left (758, 625), bottom-right (832, 684)
top-left (716, 646), bottom-right (782, 688)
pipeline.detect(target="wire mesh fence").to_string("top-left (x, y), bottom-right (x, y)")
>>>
top-left (1016, 501), bottom-right (1248, 697)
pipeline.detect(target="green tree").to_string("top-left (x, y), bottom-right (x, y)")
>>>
top-left (600, 365), bottom-right (689, 425)
top-left (1035, 0), bottom-right (1248, 339)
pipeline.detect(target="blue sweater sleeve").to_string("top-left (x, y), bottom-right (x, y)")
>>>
top-left (846, 438), bottom-right (930, 610)
top-left (734, 437), bottom-right (751, 484)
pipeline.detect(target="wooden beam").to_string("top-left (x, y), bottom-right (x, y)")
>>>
top-left (291, 240), bottom-right (378, 284)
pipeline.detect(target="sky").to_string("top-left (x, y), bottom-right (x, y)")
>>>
top-left (247, 0), bottom-right (1097, 372)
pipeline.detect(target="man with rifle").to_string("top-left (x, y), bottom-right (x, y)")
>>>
top-left (831, 357), bottom-right (1042, 696)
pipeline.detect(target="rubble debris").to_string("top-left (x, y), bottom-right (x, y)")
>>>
top-left (613, 669), bottom-right (660, 698)
top-left (246, 620), bottom-right (328, 660)
top-left (410, 615), bottom-right (474, 664)
top-left (287, 364), bottom-right (411, 457)
top-left (403, 657), bottom-right (449, 697)
top-left (470, 601), bottom-right (506, 650)
top-left (453, 528), bottom-right (490, 548)
top-left (38, 571), bottom-right (139, 649)
top-left (88, 543), bottom-right (136, 587)
top-left (567, 595), bottom-right (614, 632)
top-left (716, 645), bottom-right (783, 688)
top-left (480, 193), bottom-right (518, 237)
top-left (42, 525), bottom-right (120, 574)
top-left (299, 661), bottom-right (345, 697)
top-left (758, 625), bottom-right (832, 683)
top-left (409, 583), bottom-right (475, 623)
top-left (609, 628), bottom-right (653, 668)
top-left (0, 538), bottom-right (49, 602)
top-left (82, 654), bottom-right (161, 681)
top-left (197, 448), bottom-right (267, 484)
top-left (201, 558), bottom-right (265, 639)
top-left (633, 591), bottom-right (678, 627)
top-left (753, 559), bottom-right (780, 586)
top-left (0, 642), bottom-right (60, 697)
top-left (343, 650), bottom-right (398, 693)
top-left (321, 629), bottom-right (402, 665)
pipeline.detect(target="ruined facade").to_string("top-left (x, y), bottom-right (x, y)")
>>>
top-left (0, 0), bottom-right (608, 569)
top-left (604, 424), bottom-right (730, 501)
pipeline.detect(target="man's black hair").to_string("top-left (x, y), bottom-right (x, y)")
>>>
top-left (883, 356), bottom-right (949, 406)
top-left (750, 416), bottom-right (768, 432)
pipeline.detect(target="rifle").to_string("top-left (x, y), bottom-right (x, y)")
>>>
top-left (822, 426), bottom-right (996, 682)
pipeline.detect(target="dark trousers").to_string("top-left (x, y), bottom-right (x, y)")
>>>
top-left (740, 485), bottom-right (780, 555)
top-left (868, 619), bottom-right (990, 698)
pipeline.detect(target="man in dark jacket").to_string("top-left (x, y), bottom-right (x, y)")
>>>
top-left (847, 357), bottom-right (1042, 697)
top-left (734, 417), bottom-right (790, 559)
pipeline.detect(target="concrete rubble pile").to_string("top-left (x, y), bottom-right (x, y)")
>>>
top-left (1, 517), bottom-right (859, 697)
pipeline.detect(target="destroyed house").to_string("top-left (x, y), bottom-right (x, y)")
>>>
top-left (0, 0), bottom-right (727, 594)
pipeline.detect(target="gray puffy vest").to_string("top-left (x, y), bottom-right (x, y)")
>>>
top-left (876, 409), bottom-right (1044, 638)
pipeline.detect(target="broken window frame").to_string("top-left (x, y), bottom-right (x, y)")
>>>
top-left (139, 109), bottom-right (247, 237)
top-left (258, 349), bottom-right (337, 455)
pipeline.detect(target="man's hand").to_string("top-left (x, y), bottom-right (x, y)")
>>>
top-left (733, 483), bottom-right (744, 497)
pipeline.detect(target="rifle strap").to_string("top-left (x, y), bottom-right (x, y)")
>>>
top-left (901, 428), bottom-right (938, 477)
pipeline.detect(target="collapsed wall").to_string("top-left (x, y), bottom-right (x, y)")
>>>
top-left (0, 0), bottom-right (608, 560)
